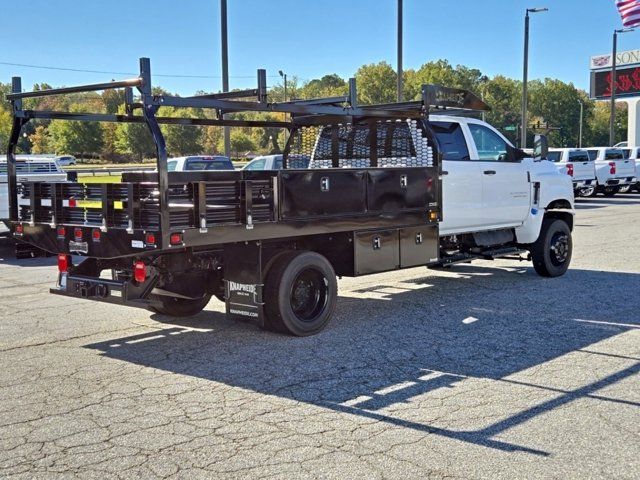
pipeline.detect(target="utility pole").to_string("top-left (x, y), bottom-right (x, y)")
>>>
top-left (521, 7), bottom-right (548, 149)
top-left (279, 70), bottom-right (288, 102)
top-left (610, 28), bottom-right (634, 146)
top-left (577, 99), bottom-right (584, 148)
top-left (221, 0), bottom-right (230, 157)
top-left (397, 0), bottom-right (403, 102)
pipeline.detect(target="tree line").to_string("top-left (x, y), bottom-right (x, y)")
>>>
top-left (0, 59), bottom-right (628, 162)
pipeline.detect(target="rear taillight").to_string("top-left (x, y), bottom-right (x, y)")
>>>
top-left (58, 254), bottom-right (70, 273)
top-left (170, 232), bottom-right (183, 246)
top-left (609, 162), bottom-right (617, 175)
top-left (145, 233), bottom-right (156, 246)
top-left (566, 163), bottom-right (574, 177)
top-left (74, 228), bottom-right (83, 240)
top-left (56, 226), bottom-right (66, 238)
top-left (92, 229), bottom-right (101, 242)
top-left (134, 261), bottom-right (147, 283)
top-left (14, 224), bottom-right (23, 235)
top-left (68, 198), bottom-right (77, 208)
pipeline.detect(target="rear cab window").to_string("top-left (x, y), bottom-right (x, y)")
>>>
top-left (604, 150), bottom-right (624, 160)
top-left (568, 151), bottom-right (590, 162)
top-left (430, 122), bottom-right (470, 161)
top-left (185, 157), bottom-right (233, 171)
top-left (546, 151), bottom-right (563, 162)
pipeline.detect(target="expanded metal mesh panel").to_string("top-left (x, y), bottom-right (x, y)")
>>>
top-left (286, 119), bottom-right (434, 169)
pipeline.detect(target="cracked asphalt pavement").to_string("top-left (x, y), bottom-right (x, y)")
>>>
top-left (0, 194), bottom-right (638, 479)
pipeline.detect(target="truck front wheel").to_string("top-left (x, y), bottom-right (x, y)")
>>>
top-left (264, 251), bottom-right (337, 336)
top-left (149, 294), bottom-right (212, 317)
top-left (529, 218), bottom-right (572, 278)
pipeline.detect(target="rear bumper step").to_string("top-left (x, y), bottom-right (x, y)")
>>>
top-left (50, 274), bottom-right (156, 309)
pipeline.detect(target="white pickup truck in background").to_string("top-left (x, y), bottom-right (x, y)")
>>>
top-left (430, 116), bottom-right (574, 277)
top-left (621, 147), bottom-right (640, 192)
top-left (0, 157), bottom-right (69, 228)
top-left (547, 148), bottom-right (596, 197)
top-left (586, 147), bottom-right (637, 197)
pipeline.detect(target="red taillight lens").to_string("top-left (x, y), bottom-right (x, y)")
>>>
top-left (145, 233), bottom-right (156, 246)
top-left (609, 162), bottom-right (616, 175)
top-left (56, 226), bottom-right (66, 237)
top-left (14, 224), bottom-right (23, 235)
top-left (68, 198), bottom-right (77, 208)
top-left (92, 229), bottom-right (101, 242)
top-left (134, 261), bottom-right (147, 283)
top-left (170, 233), bottom-right (183, 245)
top-left (58, 254), bottom-right (70, 273)
top-left (566, 163), bottom-right (574, 177)
top-left (74, 228), bottom-right (83, 240)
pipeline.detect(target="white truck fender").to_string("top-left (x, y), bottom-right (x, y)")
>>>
top-left (514, 168), bottom-right (575, 244)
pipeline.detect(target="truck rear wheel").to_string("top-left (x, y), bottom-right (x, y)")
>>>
top-left (149, 294), bottom-right (212, 317)
top-left (530, 218), bottom-right (572, 278)
top-left (603, 186), bottom-right (619, 197)
top-left (264, 251), bottom-right (337, 336)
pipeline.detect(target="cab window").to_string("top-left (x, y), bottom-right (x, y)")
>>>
top-left (604, 150), bottom-right (624, 160)
top-left (568, 151), bottom-right (590, 162)
top-left (245, 158), bottom-right (266, 170)
top-left (468, 124), bottom-right (509, 161)
top-left (430, 121), bottom-right (470, 161)
top-left (167, 161), bottom-right (177, 172)
top-left (546, 151), bottom-right (562, 162)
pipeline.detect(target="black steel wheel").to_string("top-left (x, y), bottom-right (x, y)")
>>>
top-left (264, 251), bottom-right (337, 336)
top-left (149, 294), bottom-right (211, 317)
top-left (529, 218), bottom-right (572, 278)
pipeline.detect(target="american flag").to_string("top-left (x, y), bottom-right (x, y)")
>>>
top-left (616, 0), bottom-right (640, 28)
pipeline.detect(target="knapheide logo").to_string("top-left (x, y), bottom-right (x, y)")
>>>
top-left (229, 281), bottom-right (257, 295)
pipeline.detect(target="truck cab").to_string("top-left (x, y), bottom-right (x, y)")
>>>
top-left (432, 116), bottom-right (573, 247)
top-left (621, 147), bottom-right (640, 192)
top-left (587, 147), bottom-right (637, 196)
top-left (546, 148), bottom-right (596, 197)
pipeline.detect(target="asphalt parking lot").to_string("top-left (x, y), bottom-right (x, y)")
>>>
top-left (0, 195), bottom-right (638, 480)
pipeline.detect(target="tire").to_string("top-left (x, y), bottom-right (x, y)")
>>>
top-left (602, 186), bottom-right (619, 197)
top-left (263, 250), bottom-right (337, 336)
top-left (529, 218), bottom-right (572, 278)
top-left (149, 294), bottom-right (211, 317)
top-left (579, 186), bottom-right (595, 198)
top-left (585, 185), bottom-right (599, 197)
top-left (618, 185), bottom-right (631, 194)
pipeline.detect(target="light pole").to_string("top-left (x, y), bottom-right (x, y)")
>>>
top-left (221, 0), bottom-right (231, 157)
top-left (521, 7), bottom-right (548, 149)
top-left (397, 0), bottom-right (403, 102)
top-left (610, 28), bottom-right (634, 146)
top-left (577, 99), bottom-right (584, 148)
top-left (278, 70), bottom-right (288, 102)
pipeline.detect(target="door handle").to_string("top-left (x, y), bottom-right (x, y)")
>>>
top-left (483, 170), bottom-right (497, 175)
top-left (441, 171), bottom-right (449, 175)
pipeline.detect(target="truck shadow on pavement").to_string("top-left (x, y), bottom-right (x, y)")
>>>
top-left (85, 264), bottom-right (639, 457)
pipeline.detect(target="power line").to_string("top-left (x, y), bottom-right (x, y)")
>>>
top-left (0, 60), bottom-right (281, 79)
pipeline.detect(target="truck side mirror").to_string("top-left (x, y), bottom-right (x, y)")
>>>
top-left (533, 135), bottom-right (549, 159)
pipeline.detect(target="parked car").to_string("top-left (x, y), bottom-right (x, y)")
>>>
top-left (242, 154), bottom-right (310, 170)
top-left (586, 148), bottom-right (637, 196)
top-left (621, 147), bottom-right (640, 192)
top-left (1, 156), bottom-right (69, 226)
top-left (167, 156), bottom-right (234, 171)
top-left (54, 155), bottom-right (77, 166)
top-left (614, 141), bottom-right (628, 148)
top-left (547, 149), bottom-right (596, 197)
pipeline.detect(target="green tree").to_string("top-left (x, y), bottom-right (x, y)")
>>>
top-left (114, 106), bottom-right (156, 161)
top-left (161, 107), bottom-right (204, 156)
top-left (585, 101), bottom-right (627, 147)
top-left (49, 104), bottom-right (103, 157)
top-left (28, 125), bottom-right (51, 154)
top-left (355, 62), bottom-right (397, 105)
top-left (300, 74), bottom-right (348, 99)
top-left (218, 129), bottom-right (256, 158)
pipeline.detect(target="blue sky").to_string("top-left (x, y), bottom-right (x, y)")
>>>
top-left (0, 0), bottom-right (635, 95)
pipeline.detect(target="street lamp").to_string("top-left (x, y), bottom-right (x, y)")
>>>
top-left (610, 28), bottom-right (635, 146)
top-left (577, 99), bottom-right (584, 148)
top-left (521, 7), bottom-right (548, 149)
top-left (278, 70), bottom-right (288, 102)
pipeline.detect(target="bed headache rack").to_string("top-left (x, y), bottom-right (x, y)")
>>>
top-left (5, 57), bottom-right (490, 240)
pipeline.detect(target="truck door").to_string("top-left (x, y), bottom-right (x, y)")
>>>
top-left (466, 122), bottom-right (530, 229)
top-left (431, 121), bottom-right (484, 234)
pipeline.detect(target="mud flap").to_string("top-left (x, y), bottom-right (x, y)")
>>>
top-left (223, 242), bottom-right (264, 326)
